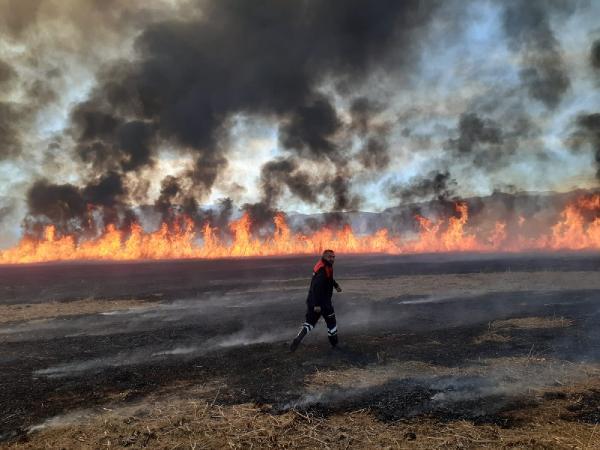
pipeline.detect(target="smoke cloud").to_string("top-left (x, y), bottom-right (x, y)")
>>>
top-left (502, 0), bottom-right (573, 108)
top-left (570, 113), bottom-right (600, 180)
top-left (259, 158), bottom-right (318, 214)
top-left (24, 172), bottom-right (131, 236)
top-left (390, 171), bottom-right (457, 204)
top-left (0, 0), bottom-right (598, 238)
top-left (448, 113), bottom-right (502, 157)
top-left (72, 0), bottom-right (435, 200)
top-left (591, 39), bottom-right (600, 70)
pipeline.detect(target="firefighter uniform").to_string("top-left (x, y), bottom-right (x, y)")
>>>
top-left (290, 258), bottom-right (340, 351)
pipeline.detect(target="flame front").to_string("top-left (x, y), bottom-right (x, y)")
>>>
top-left (1, 194), bottom-right (599, 264)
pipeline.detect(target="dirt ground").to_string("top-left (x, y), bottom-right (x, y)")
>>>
top-left (0, 299), bottom-right (154, 324)
top-left (1, 252), bottom-right (600, 448)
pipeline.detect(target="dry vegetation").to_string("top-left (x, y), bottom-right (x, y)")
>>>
top-left (474, 315), bottom-right (574, 344)
top-left (306, 361), bottom-right (458, 391)
top-left (491, 316), bottom-right (575, 330)
top-left (6, 377), bottom-right (600, 450)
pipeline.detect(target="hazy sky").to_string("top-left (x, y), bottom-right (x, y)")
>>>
top-left (0, 0), bottom-right (599, 243)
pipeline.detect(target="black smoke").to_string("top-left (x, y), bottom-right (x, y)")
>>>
top-left (0, 59), bottom-right (23, 160)
top-left (14, 0), bottom-right (596, 242)
top-left (154, 176), bottom-right (183, 223)
top-left (280, 96), bottom-right (341, 160)
top-left (592, 39), bottom-right (600, 70)
top-left (449, 113), bottom-right (503, 155)
top-left (330, 172), bottom-right (362, 211)
top-left (570, 113), bottom-right (600, 181)
top-left (358, 136), bottom-right (390, 171)
top-left (24, 172), bottom-right (129, 237)
top-left (82, 171), bottom-right (126, 208)
top-left (0, 0), bottom-right (167, 166)
top-left (57, 0), bottom-right (437, 225)
top-left (502, 0), bottom-right (572, 108)
top-left (0, 198), bottom-right (16, 231)
top-left (0, 102), bottom-right (25, 160)
top-left (443, 111), bottom-right (539, 170)
top-left (0, 59), bottom-right (16, 86)
top-left (260, 158), bottom-right (318, 207)
top-left (71, 104), bottom-right (156, 173)
top-left (390, 171), bottom-right (457, 204)
top-left (351, 97), bottom-right (391, 171)
top-left (25, 180), bottom-right (86, 234)
top-left (153, 175), bottom-right (234, 235)
top-left (445, 112), bottom-right (505, 169)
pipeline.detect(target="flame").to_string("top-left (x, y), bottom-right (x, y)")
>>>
top-left (542, 195), bottom-right (600, 250)
top-left (408, 202), bottom-right (479, 253)
top-left (1, 194), bottom-right (599, 264)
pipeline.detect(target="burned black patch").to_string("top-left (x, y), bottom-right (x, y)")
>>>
top-left (280, 375), bottom-right (531, 428)
top-left (563, 389), bottom-right (600, 424)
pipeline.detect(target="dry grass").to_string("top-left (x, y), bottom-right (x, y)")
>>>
top-left (474, 315), bottom-right (574, 344)
top-left (0, 299), bottom-right (156, 324)
top-left (306, 361), bottom-right (457, 391)
top-left (474, 331), bottom-right (512, 344)
top-left (6, 378), bottom-right (600, 450)
top-left (491, 316), bottom-right (575, 330)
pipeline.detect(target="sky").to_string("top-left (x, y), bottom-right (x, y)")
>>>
top-left (0, 0), bottom-right (599, 244)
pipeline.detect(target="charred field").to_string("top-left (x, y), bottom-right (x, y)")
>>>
top-left (1, 252), bottom-right (600, 449)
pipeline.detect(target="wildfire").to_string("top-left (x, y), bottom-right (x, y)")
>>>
top-left (1, 194), bottom-right (599, 265)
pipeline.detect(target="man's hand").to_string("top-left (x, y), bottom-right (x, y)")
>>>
top-left (335, 285), bottom-right (342, 293)
top-left (313, 306), bottom-right (321, 313)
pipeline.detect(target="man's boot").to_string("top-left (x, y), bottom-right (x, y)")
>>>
top-left (328, 333), bottom-right (338, 347)
top-left (290, 327), bottom-right (307, 352)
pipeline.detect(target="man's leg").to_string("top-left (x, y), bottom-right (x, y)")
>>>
top-left (290, 307), bottom-right (320, 352)
top-left (323, 308), bottom-right (338, 347)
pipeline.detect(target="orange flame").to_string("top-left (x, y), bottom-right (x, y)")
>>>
top-left (1, 194), bottom-right (599, 264)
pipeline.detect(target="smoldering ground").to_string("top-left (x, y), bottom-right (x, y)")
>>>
top-left (1, 253), bottom-right (600, 442)
top-left (281, 358), bottom-right (597, 425)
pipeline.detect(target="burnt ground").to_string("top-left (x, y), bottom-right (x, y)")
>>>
top-left (1, 252), bottom-right (600, 447)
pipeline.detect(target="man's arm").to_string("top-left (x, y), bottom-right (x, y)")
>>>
top-left (333, 279), bottom-right (342, 292)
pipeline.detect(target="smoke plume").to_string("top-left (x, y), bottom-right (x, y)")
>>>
top-left (0, 0), bottom-right (598, 240)
top-left (570, 113), bottom-right (600, 181)
top-left (591, 39), bottom-right (600, 70)
top-left (502, 0), bottom-right (573, 108)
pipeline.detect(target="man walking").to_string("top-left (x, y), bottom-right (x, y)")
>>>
top-left (290, 249), bottom-right (342, 352)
